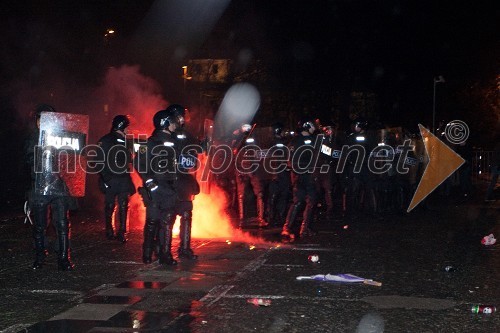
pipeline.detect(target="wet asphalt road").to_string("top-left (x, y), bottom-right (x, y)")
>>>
top-left (0, 191), bottom-right (498, 333)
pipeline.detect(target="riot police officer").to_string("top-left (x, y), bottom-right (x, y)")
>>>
top-left (396, 129), bottom-right (421, 211)
top-left (344, 118), bottom-right (378, 216)
top-left (24, 104), bottom-right (75, 271)
top-left (315, 121), bottom-right (339, 221)
top-left (281, 117), bottom-right (319, 241)
top-left (232, 123), bottom-right (269, 228)
top-left (135, 110), bottom-right (180, 266)
top-left (266, 122), bottom-right (291, 226)
top-left (166, 104), bottom-right (201, 260)
top-left (97, 115), bottom-right (135, 243)
top-left (374, 130), bottom-right (399, 213)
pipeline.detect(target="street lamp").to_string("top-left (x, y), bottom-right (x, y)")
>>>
top-left (181, 66), bottom-right (192, 100)
top-left (103, 28), bottom-right (115, 44)
top-left (432, 75), bottom-right (445, 133)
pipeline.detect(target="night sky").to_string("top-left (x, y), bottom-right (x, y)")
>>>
top-left (0, 0), bottom-right (498, 131)
top-left (209, 0), bottom-right (498, 126)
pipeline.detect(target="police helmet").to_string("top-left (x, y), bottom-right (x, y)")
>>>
top-left (111, 115), bottom-right (130, 131)
top-left (298, 117), bottom-right (315, 131)
top-left (35, 104), bottom-right (56, 119)
top-left (445, 120), bottom-right (460, 128)
top-left (241, 123), bottom-right (252, 132)
top-left (271, 122), bottom-right (284, 136)
top-left (165, 104), bottom-right (186, 117)
top-left (165, 104), bottom-right (186, 127)
top-left (153, 110), bottom-right (178, 130)
top-left (353, 118), bottom-right (368, 131)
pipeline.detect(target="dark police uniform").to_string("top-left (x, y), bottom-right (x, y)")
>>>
top-left (163, 104), bottom-right (201, 260)
top-left (97, 127), bottom-right (135, 242)
top-left (232, 125), bottom-right (268, 228)
top-left (314, 128), bottom-right (341, 221)
top-left (266, 125), bottom-right (291, 226)
top-left (24, 105), bottom-right (75, 271)
top-left (135, 122), bottom-right (179, 266)
top-left (282, 119), bottom-right (319, 240)
top-left (174, 129), bottom-right (201, 259)
top-left (344, 123), bottom-right (378, 216)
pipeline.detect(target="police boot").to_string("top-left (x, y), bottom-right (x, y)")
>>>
top-left (33, 241), bottom-right (48, 270)
top-left (398, 186), bottom-right (406, 213)
top-left (267, 193), bottom-right (278, 225)
top-left (341, 191), bottom-right (347, 218)
top-left (281, 202), bottom-right (303, 241)
top-left (237, 195), bottom-right (245, 229)
top-left (366, 187), bottom-right (378, 217)
top-left (57, 229), bottom-right (74, 271)
top-left (256, 195), bottom-right (269, 228)
top-left (116, 199), bottom-right (128, 243)
top-left (347, 178), bottom-right (362, 216)
top-left (151, 223), bottom-right (161, 260)
top-left (299, 203), bottom-right (317, 238)
top-left (178, 211), bottom-right (198, 260)
top-left (32, 206), bottom-right (48, 269)
top-left (159, 214), bottom-right (178, 266)
top-left (104, 202), bottom-right (115, 240)
top-left (142, 219), bottom-right (156, 264)
top-left (325, 190), bottom-right (335, 221)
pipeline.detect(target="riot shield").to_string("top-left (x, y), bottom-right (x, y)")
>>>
top-left (35, 111), bottom-right (89, 197)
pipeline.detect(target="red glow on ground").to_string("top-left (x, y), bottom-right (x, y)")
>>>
top-left (128, 176), bottom-right (271, 245)
top-left (126, 151), bottom-right (278, 247)
top-left (128, 184), bottom-right (279, 250)
top-left (128, 171), bottom-right (146, 231)
top-left (192, 183), bottom-right (280, 247)
top-left (191, 185), bottom-right (232, 238)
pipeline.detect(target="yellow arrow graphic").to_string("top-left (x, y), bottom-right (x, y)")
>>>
top-left (407, 125), bottom-right (465, 212)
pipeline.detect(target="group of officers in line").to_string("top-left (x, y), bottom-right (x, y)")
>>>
top-left (25, 102), bottom-right (425, 271)
top-left (213, 116), bottom-right (424, 242)
top-left (25, 103), bottom-right (201, 271)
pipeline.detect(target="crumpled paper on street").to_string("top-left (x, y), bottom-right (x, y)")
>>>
top-left (481, 233), bottom-right (497, 246)
top-left (296, 274), bottom-right (382, 286)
